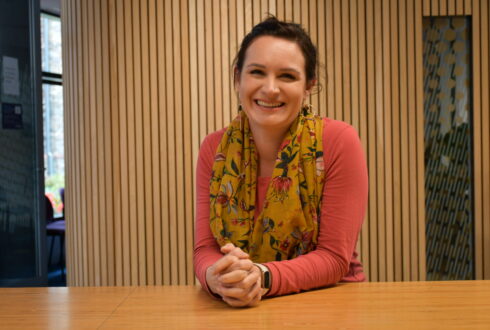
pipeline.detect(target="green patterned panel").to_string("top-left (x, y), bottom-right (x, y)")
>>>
top-left (423, 17), bottom-right (473, 281)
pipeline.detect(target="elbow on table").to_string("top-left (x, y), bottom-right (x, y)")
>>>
top-left (315, 246), bottom-right (350, 284)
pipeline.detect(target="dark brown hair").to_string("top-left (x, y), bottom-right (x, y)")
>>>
top-left (233, 15), bottom-right (318, 85)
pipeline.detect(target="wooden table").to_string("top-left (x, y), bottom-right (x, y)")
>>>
top-left (1, 281), bottom-right (489, 329)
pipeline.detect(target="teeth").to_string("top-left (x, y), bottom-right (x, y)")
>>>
top-left (256, 100), bottom-right (283, 108)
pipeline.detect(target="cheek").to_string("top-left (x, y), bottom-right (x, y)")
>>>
top-left (289, 89), bottom-right (307, 104)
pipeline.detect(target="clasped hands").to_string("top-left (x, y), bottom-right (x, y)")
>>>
top-left (205, 243), bottom-right (263, 307)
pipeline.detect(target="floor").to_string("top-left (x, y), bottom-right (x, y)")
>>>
top-left (47, 235), bottom-right (66, 286)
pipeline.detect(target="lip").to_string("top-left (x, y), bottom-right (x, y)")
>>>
top-left (254, 99), bottom-right (285, 110)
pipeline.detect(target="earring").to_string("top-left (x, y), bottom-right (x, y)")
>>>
top-left (238, 104), bottom-right (243, 111)
top-left (302, 103), bottom-right (314, 115)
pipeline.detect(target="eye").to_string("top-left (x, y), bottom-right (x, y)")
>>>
top-left (250, 69), bottom-right (264, 75)
top-left (280, 73), bottom-right (297, 80)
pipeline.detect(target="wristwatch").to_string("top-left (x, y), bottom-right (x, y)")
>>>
top-left (253, 263), bottom-right (271, 296)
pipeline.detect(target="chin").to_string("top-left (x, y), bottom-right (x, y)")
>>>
top-left (248, 116), bottom-right (293, 131)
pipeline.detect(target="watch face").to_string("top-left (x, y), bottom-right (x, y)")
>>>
top-left (263, 270), bottom-right (271, 289)
top-left (254, 263), bottom-right (271, 289)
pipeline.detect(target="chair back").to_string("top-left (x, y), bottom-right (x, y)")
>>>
top-left (59, 188), bottom-right (65, 217)
top-left (45, 195), bottom-right (54, 223)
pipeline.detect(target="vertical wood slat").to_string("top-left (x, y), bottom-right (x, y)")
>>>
top-left (333, 0), bottom-right (343, 120)
top-left (325, 0), bottom-right (335, 118)
top-left (456, 0), bottom-right (463, 14)
top-left (382, 0), bottom-right (394, 282)
top-left (230, 0), bottom-right (238, 118)
top-left (440, 0), bottom-right (447, 15)
top-left (292, 0), bottom-right (300, 23)
top-left (480, 0), bottom-right (490, 279)
top-left (349, 0), bottom-right (359, 133)
top-left (308, 0), bottom-right (318, 110)
top-left (407, 0), bottom-right (419, 280)
top-left (81, 0), bottom-right (91, 286)
top-left (148, 0), bottom-right (161, 286)
top-left (140, 0), bottom-right (154, 285)
top-left (92, 0), bottom-right (101, 286)
top-left (427, 0), bottom-right (468, 15)
top-left (189, 0), bottom-right (199, 286)
top-left (101, 0), bottom-right (113, 287)
top-left (423, 0), bottom-right (430, 15)
top-left (464, 0), bottom-right (471, 14)
top-left (164, 0), bottom-right (178, 284)
top-left (357, 0), bottom-right (370, 279)
top-left (366, 0), bottom-right (378, 281)
top-left (124, 0), bottom-right (138, 285)
top-left (448, 0), bottom-right (456, 15)
top-left (157, 0), bottom-right (171, 285)
top-left (390, 0), bottom-right (403, 281)
top-left (349, 0), bottom-right (361, 262)
top-left (400, 0), bottom-right (412, 281)
top-left (415, 0), bottom-right (427, 281)
top-left (173, 0), bottom-right (186, 285)
top-left (473, 0), bottom-right (483, 280)
top-left (63, 0), bottom-right (490, 286)
top-left (374, 0), bottom-right (386, 282)
top-left (432, 0), bottom-right (439, 15)
top-left (182, 0), bottom-right (194, 286)
top-left (115, 0), bottom-right (128, 286)
top-left (342, 1), bottom-right (351, 124)
top-left (106, 0), bottom-right (123, 285)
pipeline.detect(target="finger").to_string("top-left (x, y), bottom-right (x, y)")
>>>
top-left (235, 269), bottom-right (260, 289)
top-left (246, 288), bottom-right (262, 307)
top-left (220, 243), bottom-right (236, 254)
top-left (221, 267), bottom-right (260, 291)
top-left (219, 273), bottom-right (260, 299)
top-left (220, 259), bottom-right (254, 274)
top-left (222, 296), bottom-right (249, 308)
top-left (222, 280), bottom-right (262, 307)
top-left (219, 285), bottom-right (249, 299)
top-left (221, 245), bottom-right (249, 259)
top-left (248, 279), bottom-right (262, 300)
top-left (212, 255), bottom-right (239, 275)
top-left (219, 269), bottom-right (249, 284)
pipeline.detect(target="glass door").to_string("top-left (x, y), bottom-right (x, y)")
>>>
top-left (0, 0), bottom-right (46, 286)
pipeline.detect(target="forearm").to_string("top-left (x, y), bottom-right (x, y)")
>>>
top-left (194, 243), bottom-right (222, 294)
top-left (264, 120), bottom-right (367, 297)
top-left (264, 244), bottom-right (351, 296)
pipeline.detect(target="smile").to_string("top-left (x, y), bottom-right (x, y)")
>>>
top-left (255, 100), bottom-right (285, 108)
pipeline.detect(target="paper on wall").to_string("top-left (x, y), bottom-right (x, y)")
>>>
top-left (2, 56), bottom-right (20, 97)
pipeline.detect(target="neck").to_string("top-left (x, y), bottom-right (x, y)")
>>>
top-left (249, 124), bottom-right (288, 177)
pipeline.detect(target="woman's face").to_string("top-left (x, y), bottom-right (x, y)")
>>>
top-left (235, 36), bottom-right (312, 133)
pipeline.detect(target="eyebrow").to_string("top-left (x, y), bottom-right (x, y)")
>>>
top-left (246, 63), bottom-right (301, 74)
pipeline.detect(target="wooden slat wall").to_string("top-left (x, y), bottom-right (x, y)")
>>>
top-left (471, 0), bottom-right (490, 280)
top-left (62, 0), bottom-right (490, 286)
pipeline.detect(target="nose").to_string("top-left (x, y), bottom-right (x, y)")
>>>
top-left (262, 77), bottom-right (280, 98)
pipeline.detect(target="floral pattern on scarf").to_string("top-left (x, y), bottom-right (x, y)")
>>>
top-left (209, 109), bottom-right (325, 263)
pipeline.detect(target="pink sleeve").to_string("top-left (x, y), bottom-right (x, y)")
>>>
top-left (193, 130), bottom-right (225, 294)
top-left (264, 119), bottom-right (368, 296)
top-left (193, 120), bottom-right (368, 297)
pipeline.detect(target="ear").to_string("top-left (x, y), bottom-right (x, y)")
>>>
top-left (304, 79), bottom-right (316, 100)
top-left (304, 79), bottom-right (316, 97)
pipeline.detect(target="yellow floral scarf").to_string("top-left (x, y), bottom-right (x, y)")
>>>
top-left (209, 109), bottom-right (325, 263)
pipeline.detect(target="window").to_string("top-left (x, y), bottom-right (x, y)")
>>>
top-left (41, 12), bottom-right (64, 216)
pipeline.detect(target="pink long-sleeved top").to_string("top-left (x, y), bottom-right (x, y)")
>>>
top-left (194, 117), bottom-right (368, 297)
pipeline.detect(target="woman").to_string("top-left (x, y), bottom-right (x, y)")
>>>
top-left (194, 16), bottom-right (368, 307)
